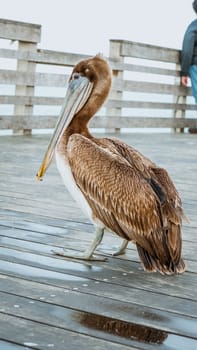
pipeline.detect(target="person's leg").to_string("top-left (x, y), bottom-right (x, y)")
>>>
top-left (189, 65), bottom-right (197, 133)
top-left (189, 65), bottom-right (197, 103)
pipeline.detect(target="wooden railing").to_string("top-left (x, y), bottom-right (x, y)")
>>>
top-left (0, 18), bottom-right (196, 134)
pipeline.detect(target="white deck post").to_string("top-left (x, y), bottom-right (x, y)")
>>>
top-left (107, 40), bottom-right (124, 133)
top-left (0, 19), bottom-right (41, 135)
top-left (173, 63), bottom-right (187, 133)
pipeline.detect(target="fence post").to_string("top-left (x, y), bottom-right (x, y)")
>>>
top-left (107, 40), bottom-right (124, 133)
top-left (173, 62), bottom-right (187, 133)
top-left (13, 40), bottom-right (38, 135)
top-left (14, 27), bottom-right (41, 134)
top-left (0, 19), bottom-right (41, 134)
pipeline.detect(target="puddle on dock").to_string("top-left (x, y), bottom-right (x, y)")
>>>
top-left (78, 312), bottom-right (168, 344)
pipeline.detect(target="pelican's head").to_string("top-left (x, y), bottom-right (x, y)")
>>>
top-left (36, 55), bottom-right (112, 180)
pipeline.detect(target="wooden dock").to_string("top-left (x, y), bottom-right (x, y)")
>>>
top-left (0, 132), bottom-right (196, 350)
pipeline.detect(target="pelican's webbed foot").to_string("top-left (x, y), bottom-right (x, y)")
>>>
top-left (52, 227), bottom-right (107, 261)
top-left (53, 249), bottom-right (107, 261)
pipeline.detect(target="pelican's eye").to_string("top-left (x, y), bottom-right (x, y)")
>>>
top-left (72, 72), bottom-right (80, 80)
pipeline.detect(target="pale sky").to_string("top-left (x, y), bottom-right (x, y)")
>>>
top-left (0, 0), bottom-right (196, 56)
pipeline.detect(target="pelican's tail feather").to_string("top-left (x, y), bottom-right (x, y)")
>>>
top-left (136, 244), bottom-right (186, 275)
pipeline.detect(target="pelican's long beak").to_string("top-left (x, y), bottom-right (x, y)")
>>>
top-left (36, 76), bottom-right (93, 181)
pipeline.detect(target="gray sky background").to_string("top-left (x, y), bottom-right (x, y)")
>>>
top-left (0, 0), bottom-right (196, 55)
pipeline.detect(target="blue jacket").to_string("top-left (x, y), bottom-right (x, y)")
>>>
top-left (181, 18), bottom-right (197, 76)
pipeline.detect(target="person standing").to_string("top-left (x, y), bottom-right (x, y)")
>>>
top-left (181, 0), bottom-right (197, 133)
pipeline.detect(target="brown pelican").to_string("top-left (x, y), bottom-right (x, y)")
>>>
top-left (37, 54), bottom-right (187, 274)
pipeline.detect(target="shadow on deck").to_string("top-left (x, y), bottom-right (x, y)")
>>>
top-left (0, 132), bottom-right (196, 350)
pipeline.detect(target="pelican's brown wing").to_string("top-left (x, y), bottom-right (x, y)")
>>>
top-left (101, 137), bottom-right (186, 273)
top-left (102, 137), bottom-right (186, 218)
top-left (67, 134), bottom-right (185, 274)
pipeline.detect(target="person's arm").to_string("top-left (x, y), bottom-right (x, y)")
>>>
top-left (181, 26), bottom-right (196, 79)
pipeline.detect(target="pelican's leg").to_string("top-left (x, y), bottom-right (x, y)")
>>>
top-left (53, 227), bottom-right (107, 261)
top-left (112, 239), bottom-right (129, 256)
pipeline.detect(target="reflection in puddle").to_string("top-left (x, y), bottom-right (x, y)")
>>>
top-left (79, 312), bottom-right (168, 344)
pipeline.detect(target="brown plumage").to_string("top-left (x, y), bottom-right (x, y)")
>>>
top-left (37, 55), bottom-right (186, 274)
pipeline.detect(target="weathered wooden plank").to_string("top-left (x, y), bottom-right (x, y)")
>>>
top-left (117, 63), bottom-right (178, 76)
top-left (0, 48), bottom-right (179, 77)
top-left (118, 79), bottom-right (191, 95)
top-left (0, 340), bottom-right (28, 350)
top-left (0, 210), bottom-right (91, 233)
top-left (0, 95), bottom-right (64, 105)
top-left (1, 115), bottom-right (196, 130)
top-left (0, 48), bottom-right (88, 66)
top-left (0, 115), bottom-right (55, 130)
top-left (0, 189), bottom-right (76, 210)
top-left (0, 95), bottom-right (196, 112)
top-left (0, 69), bottom-right (190, 96)
top-left (0, 194), bottom-right (84, 218)
top-left (0, 69), bottom-right (69, 87)
top-left (0, 18), bottom-right (41, 43)
top-left (106, 100), bottom-right (196, 111)
top-left (113, 40), bottom-right (180, 63)
top-left (90, 116), bottom-right (197, 129)
top-left (0, 200), bottom-right (86, 221)
top-left (29, 48), bottom-right (89, 67)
